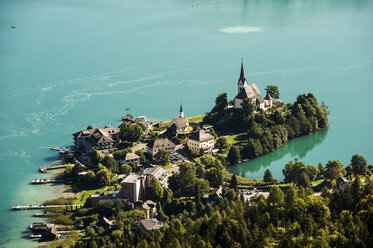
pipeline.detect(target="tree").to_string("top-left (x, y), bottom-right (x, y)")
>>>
top-left (65, 153), bottom-right (75, 164)
top-left (230, 174), bottom-right (238, 189)
top-left (265, 85), bottom-right (280, 99)
top-left (119, 164), bottom-right (132, 175)
top-left (95, 165), bottom-right (111, 187)
top-left (263, 169), bottom-right (274, 184)
top-left (199, 155), bottom-right (223, 170)
top-left (205, 168), bottom-right (224, 188)
top-left (325, 160), bottom-right (344, 180)
top-left (350, 154), bottom-right (367, 175)
top-left (267, 186), bottom-right (284, 206)
top-left (146, 178), bottom-right (164, 202)
top-left (72, 163), bottom-right (84, 176)
top-left (86, 125), bottom-right (93, 130)
top-left (119, 122), bottom-right (143, 143)
top-left (212, 93), bottom-right (228, 113)
top-left (228, 146), bottom-right (241, 165)
top-left (242, 98), bottom-right (255, 118)
top-left (102, 156), bottom-right (119, 173)
top-left (90, 150), bottom-right (103, 167)
top-left (153, 149), bottom-right (170, 166)
top-left (215, 137), bottom-right (229, 152)
top-left (298, 172), bottom-right (311, 188)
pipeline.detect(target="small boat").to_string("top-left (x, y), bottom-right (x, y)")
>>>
top-left (11, 26), bottom-right (16, 28)
top-left (125, 108), bottom-right (131, 111)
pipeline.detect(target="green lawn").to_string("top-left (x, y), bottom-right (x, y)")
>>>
top-left (187, 114), bottom-right (206, 123)
top-left (224, 133), bottom-right (248, 146)
top-left (73, 186), bottom-right (117, 205)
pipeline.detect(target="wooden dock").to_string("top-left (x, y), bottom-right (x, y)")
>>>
top-left (12, 204), bottom-right (83, 211)
top-left (39, 164), bottom-right (66, 173)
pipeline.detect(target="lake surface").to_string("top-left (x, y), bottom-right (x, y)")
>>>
top-left (1, 0), bottom-right (373, 246)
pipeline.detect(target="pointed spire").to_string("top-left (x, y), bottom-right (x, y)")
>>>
top-left (179, 103), bottom-right (184, 118)
top-left (238, 59), bottom-right (247, 86)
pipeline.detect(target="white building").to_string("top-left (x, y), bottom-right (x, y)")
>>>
top-left (187, 130), bottom-right (215, 154)
top-left (233, 62), bottom-right (272, 110)
top-left (171, 104), bottom-right (189, 133)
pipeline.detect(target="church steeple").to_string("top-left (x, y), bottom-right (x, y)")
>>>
top-left (179, 103), bottom-right (184, 118)
top-left (237, 59), bottom-right (247, 93)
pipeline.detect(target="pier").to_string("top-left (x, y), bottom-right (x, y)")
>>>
top-left (39, 164), bottom-right (67, 173)
top-left (12, 204), bottom-right (83, 211)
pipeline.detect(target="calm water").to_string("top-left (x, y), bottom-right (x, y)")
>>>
top-left (1, 0), bottom-right (373, 246)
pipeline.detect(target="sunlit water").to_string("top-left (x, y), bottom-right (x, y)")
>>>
top-left (1, 0), bottom-right (373, 246)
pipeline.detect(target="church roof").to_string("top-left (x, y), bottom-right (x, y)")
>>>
top-left (172, 117), bottom-right (189, 130)
top-left (235, 83), bottom-right (264, 103)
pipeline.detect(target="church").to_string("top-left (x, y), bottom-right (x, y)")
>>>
top-left (233, 62), bottom-right (272, 110)
top-left (171, 104), bottom-right (189, 134)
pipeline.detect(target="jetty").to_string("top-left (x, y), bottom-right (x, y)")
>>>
top-left (39, 164), bottom-right (66, 173)
top-left (12, 204), bottom-right (83, 211)
top-left (31, 179), bottom-right (66, 184)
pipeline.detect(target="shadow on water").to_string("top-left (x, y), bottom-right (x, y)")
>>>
top-left (228, 127), bottom-right (329, 176)
top-left (43, 155), bottom-right (59, 162)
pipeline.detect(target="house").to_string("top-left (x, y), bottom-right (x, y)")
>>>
top-left (140, 200), bottom-right (157, 219)
top-left (336, 177), bottom-right (351, 192)
top-left (153, 121), bottom-right (170, 131)
top-left (187, 130), bottom-right (215, 154)
top-left (264, 92), bottom-right (273, 108)
top-left (73, 127), bottom-right (120, 158)
top-left (89, 192), bottom-right (119, 206)
top-left (30, 223), bottom-right (59, 240)
top-left (233, 62), bottom-right (272, 110)
top-left (147, 138), bottom-right (177, 158)
top-left (139, 218), bottom-right (163, 232)
top-left (171, 104), bottom-right (189, 133)
top-left (118, 152), bottom-right (140, 165)
top-left (203, 185), bottom-right (223, 205)
top-left (143, 166), bottom-right (169, 187)
top-left (121, 173), bottom-right (146, 202)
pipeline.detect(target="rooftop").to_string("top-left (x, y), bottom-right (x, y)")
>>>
top-left (189, 130), bottom-right (214, 142)
top-left (139, 218), bottom-right (163, 231)
top-left (121, 173), bottom-right (141, 184)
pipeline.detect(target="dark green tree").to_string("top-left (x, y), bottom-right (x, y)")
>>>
top-left (230, 174), bottom-right (238, 190)
top-left (265, 85), bottom-right (280, 99)
top-left (350, 154), bottom-right (367, 175)
top-left (205, 168), bottom-right (224, 188)
top-left (146, 178), bottom-right (164, 202)
top-left (325, 160), bottom-right (344, 180)
top-left (119, 164), bottom-right (132, 175)
top-left (65, 153), bottom-right (75, 164)
top-left (86, 125), bottom-right (93, 130)
top-left (119, 122), bottom-right (143, 143)
top-left (212, 93), bottom-right (228, 113)
top-left (242, 98), bottom-right (255, 118)
top-left (153, 149), bottom-right (170, 166)
top-left (90, 150), bottom-right (103, 167)
top-left (102, 156), bottom-right (119, 173)
top-left (263, 169), bottom-right (274, 184)
top-left (228, 146), bottom-right (241, 165)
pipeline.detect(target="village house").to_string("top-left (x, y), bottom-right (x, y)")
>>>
top-left (143, 165), bottom-right (169, 187)
top-left (171, 104), bottom-right (189, 134)
top-left (139, 218), bottom-right (163, 232)
top-left (118, 152), bottom-right (140, 165)
top-left (187, 130), bottom-right (215, 154)
top-left (233, 62), bottom-right (272, 110)
top-left (72, 127), bottom-right (120, 158)
top-left (147, 138), bottom-right (177, 158)
top-left (89, 192), bottom-right (119, 207)
top-left (121, 173), bottom-right (146, 202)
top-left (139, 200), bottom-right (157, 219)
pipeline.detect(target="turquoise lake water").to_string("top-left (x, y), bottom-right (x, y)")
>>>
top-left (1, 0), bottom-right (373, 246)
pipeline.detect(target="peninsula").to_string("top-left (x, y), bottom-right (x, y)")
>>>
top-left (20, 62), bottom-right (373, 248)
